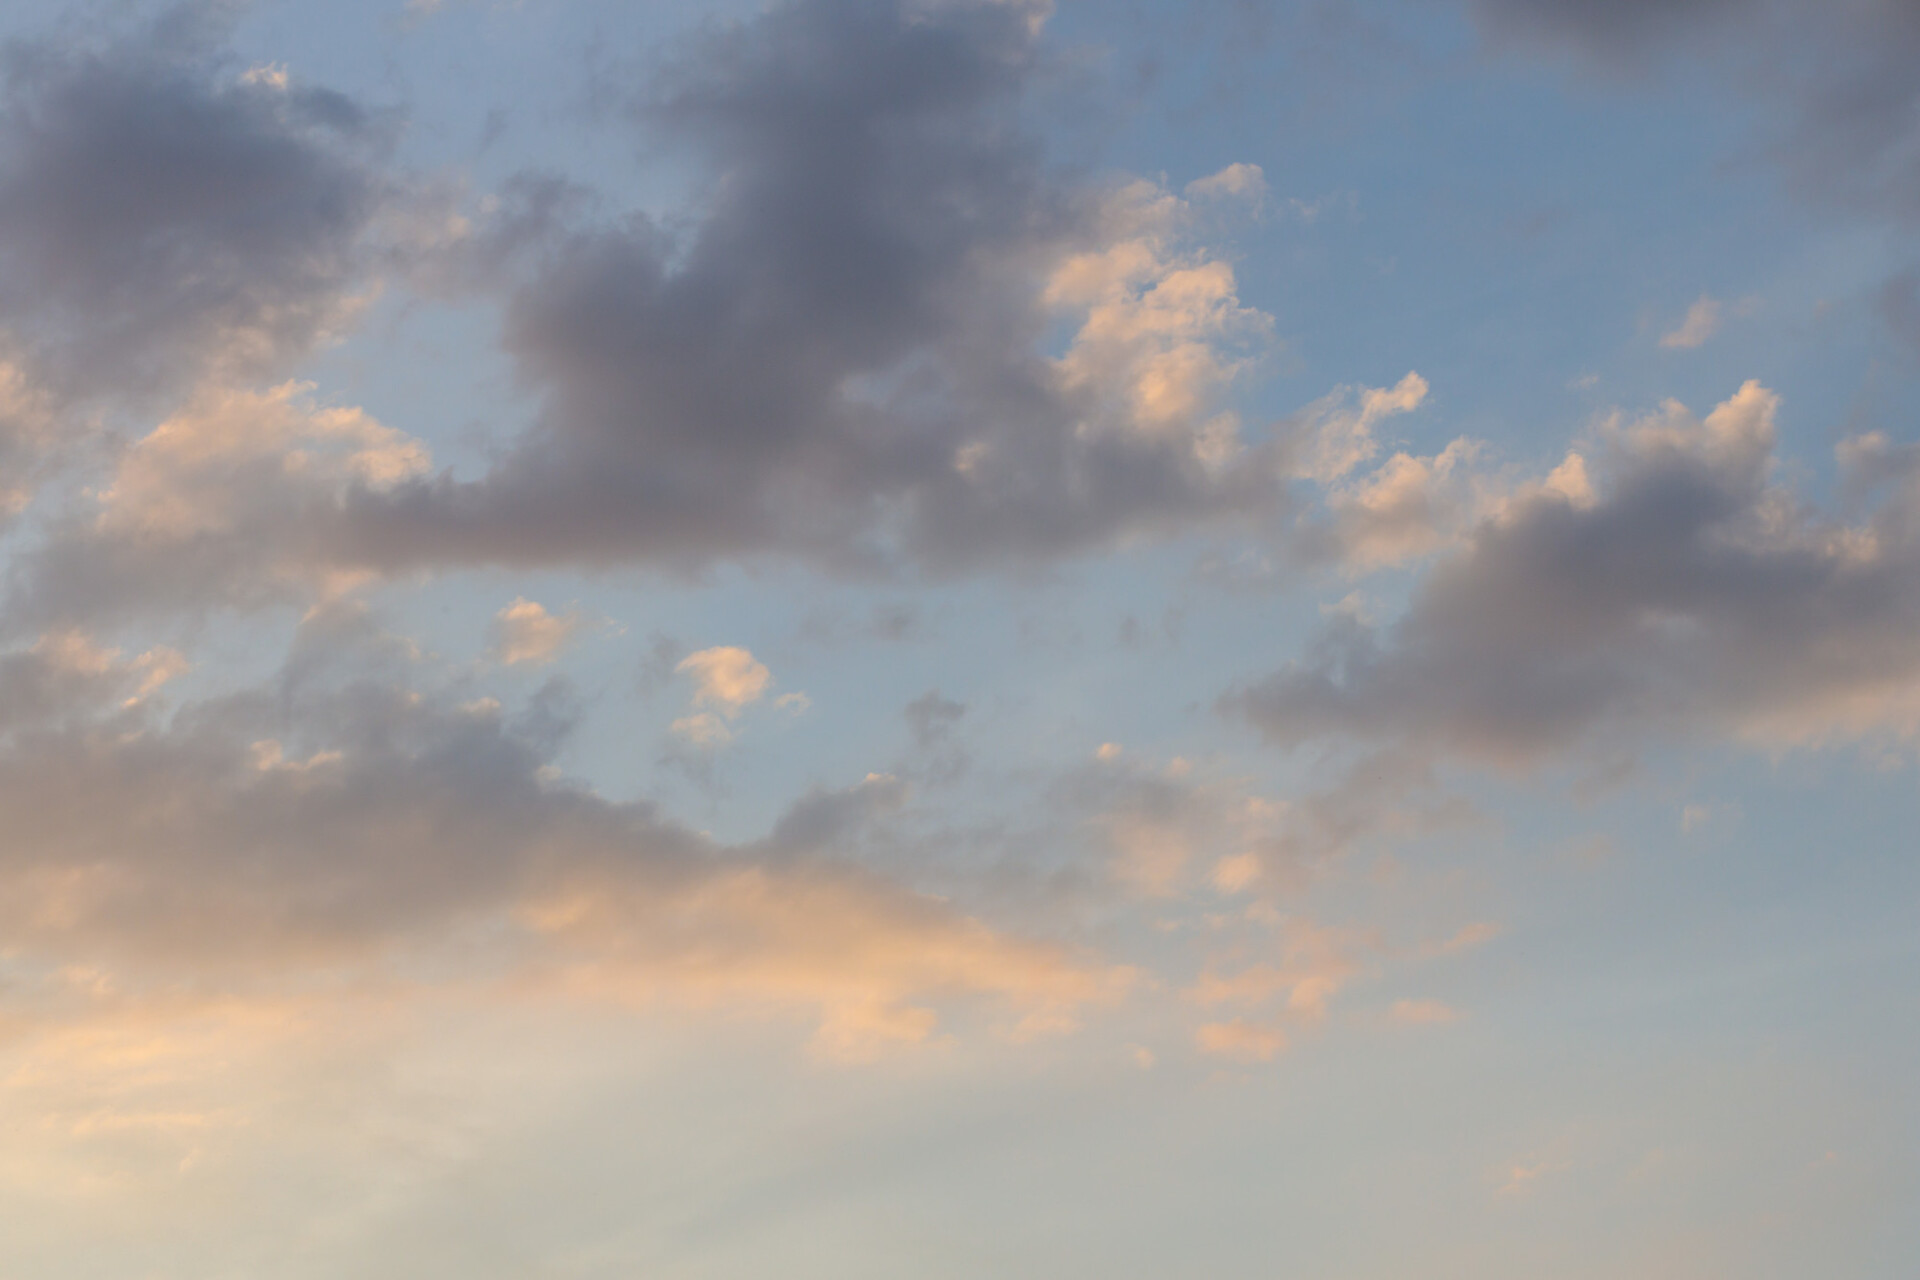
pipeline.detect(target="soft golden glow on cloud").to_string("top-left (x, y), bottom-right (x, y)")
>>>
top-left (1194, 1018), bottom-right (1287, 1062)
top-left (97, 381), bottom-right (427, 540)
top-left (676, 646), bottom-right (773, 713)
top-left (1389, 998), bottom-right (1459, 1024)
top-left (489, 598), bottom-right (584, 666)
top-left (1046, 174), bottom-right (1273, 464)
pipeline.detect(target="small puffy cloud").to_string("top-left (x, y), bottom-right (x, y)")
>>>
top-left (676, 646), bottom-right (773, 713)
top-left (1660, 295), bottom-right (1722, 349)
top-left (489, 598), bottom-right (584, 666)
top-left (1195, 1018), bottom-right (1287, 1062)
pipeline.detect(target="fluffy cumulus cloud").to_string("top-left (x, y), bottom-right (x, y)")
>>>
top-left (1228, 381), bottom-right (1920, 763)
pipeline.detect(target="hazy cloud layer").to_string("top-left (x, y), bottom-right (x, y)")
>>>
top-left (0, 608), bottom-right (1120, 1061)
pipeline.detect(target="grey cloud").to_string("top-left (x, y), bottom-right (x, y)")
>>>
top-left (1226, 382), bottom-right (1920, 763)
top-left (1881, 267), bottom-right (1920, 359)
top-left (317, 0), bottom-right (1291, 576)
top-left (904, 689), bottom-right (966, 749)
top-left (762, 771), bottom-right (911, 857)
top-left (0, 609), bottom-right (1115, 1048)
top-left (2, 0), bottom-right (1386, 628)
top-left (1469, 0), bottom-right (1748, 59)
top-left (1468, 0), bottom-right (1920, 226)
top-left (903, 688), bottom-right (969, 782)
top-left (0, 6), bottom-right (394, 399)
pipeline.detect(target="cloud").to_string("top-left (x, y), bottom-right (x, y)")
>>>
top-left (1496, 1156), bottom-right (1570, 1196)
top-left (7, 380), bottom-right (430, 629)
top-left (1388, 998), bottom-right (1459, 1024)
top-left (1469, 0), bottom-right (1745, 61)
top-left (676, 646), bottom-right (772, 713)
top-left (1660, 295), bottom-right (1722, 349)
top-left (0, 629), bottom-right (185, 728)
top-left (1228, 381), bottom-right (1920, 763)
top-left (1289, 372), bottom-right (1430, 486)
top-left (1278, 374), bottom-right (1493, 573)
top-left (1063, 744), bottom-right (1467, 901)
top-left (1183, 162), bottom-right (1267, 203)
top-left (1187, 919), bottom-right (1364, 1021)
top-left (488, 598), bottom-right (585, 666)
top-left (1468, 1), bottom-right (1920, 227)
top-left (1194, 1018), bottom-right (1287, 1062)
top-left (0, 611), bottom-right (1123, 1063)
top-left (0, 356), bottom-right (61, 522)
top-left (1880, 267), bottom-right (1920, 357)
top-left (0, 7), bottom-right (394, 398)
top-left (268, 0), bottom-right (1324, 580)
top-left (904, 690), bottom-right (966, 748)
top-left (0, 0), bottom-right (1465, 622)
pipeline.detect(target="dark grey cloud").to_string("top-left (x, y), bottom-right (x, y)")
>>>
top-left (0, 0), bottom-right (1403, 628)
top-left (1226, 382), bottom-right (1920, 764)
top-left (0, 5), bottom-right (394, 400)
top-left (319, 0), bottom-right (1289, 577)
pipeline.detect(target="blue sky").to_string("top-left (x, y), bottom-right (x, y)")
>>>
top-left (0, 1), bottom-right (1914, 1275)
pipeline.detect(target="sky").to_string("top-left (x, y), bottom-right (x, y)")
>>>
top-left (0, 0), bottom-right (1915, 1275)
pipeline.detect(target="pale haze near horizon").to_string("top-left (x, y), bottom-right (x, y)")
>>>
top-left (0, 0), bottom-right (1914, 1275)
